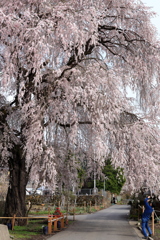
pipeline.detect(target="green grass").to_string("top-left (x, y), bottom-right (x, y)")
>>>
top-left (68, 206), bottom-right (100, 215)
top-left (9, 230), bottom-right (38, 239)
top-left (9, 219), bottom-right (47, 239)
top-left (29, 206), bottom-right (103, 216)
top-left (29, 210), bottom-right (50, 215)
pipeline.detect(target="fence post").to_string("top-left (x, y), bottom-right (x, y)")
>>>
top-left (152, 211), bottom-right (154, 236)
top-left (61, 217), bottom-right (64, 228)
top-left (84, 201), bottom-right (86, 211)
top-left (90, 201), bottom-right (91, 212)
top-left (48, 217), bottom-right (52, 234)
top-left (95, 201), bottom-right (97, 210)
top-left (103, 198), bottom-right (104, 208)
top-left (48, 207), bottom-right (51, 215)
top-left (53, 218), bottom-right (58, 232)
top-left (65, 213), bottom-right (68, 225)
top-left (73, 208), bottom-right (75, 221)
top-left (11, 214), bottom-right (16, 230)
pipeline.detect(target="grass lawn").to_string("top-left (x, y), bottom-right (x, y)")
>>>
top-left (9, 219), bottom-right (49, 239)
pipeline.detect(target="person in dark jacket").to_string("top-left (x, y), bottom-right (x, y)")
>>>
top-left (141, 196), bottom-right (154, 239)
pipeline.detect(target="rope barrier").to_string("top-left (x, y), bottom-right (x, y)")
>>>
top-left (154, 211), bottom-right (160, 221)
top-left (154, 209), bottom-right (160, 213)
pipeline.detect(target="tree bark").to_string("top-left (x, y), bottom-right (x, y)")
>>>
top-left (4, 144), bottom-right (28, 225)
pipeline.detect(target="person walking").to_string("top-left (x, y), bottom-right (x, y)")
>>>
top-left (141, 196), bottom-right (154, 240)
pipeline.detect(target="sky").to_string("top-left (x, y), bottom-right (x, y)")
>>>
top-left (126, 1), bottom-right (160, 106)
top-left (142, 0), bottom-right (160, 35)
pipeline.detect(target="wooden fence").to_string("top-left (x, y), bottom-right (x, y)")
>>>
top-left (0, 214), bottom-right (68, 234)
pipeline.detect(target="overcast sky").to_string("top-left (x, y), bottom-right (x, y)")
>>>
top-left (142, 0), bottom-right (160, 35)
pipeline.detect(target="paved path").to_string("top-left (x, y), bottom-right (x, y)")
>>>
top-left (47, 205), bottom-right (141, 240)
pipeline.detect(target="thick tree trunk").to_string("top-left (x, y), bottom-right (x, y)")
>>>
top-left (4, 144), bottom-right (29, 225)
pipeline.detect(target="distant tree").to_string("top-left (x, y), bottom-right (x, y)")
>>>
top-left (0, 0), bottom-right (160, 223)
top-left (84, 159), bottom-right (126, 194)
top-left (100, 159), bottom-right (126, 194)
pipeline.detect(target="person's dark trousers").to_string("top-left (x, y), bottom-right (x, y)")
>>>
top-left (141, 217), bottom-right (152, 237)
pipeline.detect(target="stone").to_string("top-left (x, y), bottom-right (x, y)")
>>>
top-left (0, 224), bottom-right (12, 240)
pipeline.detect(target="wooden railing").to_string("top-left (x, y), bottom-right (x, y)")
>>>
top-left (0, 214), bottom-right (68, 234)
